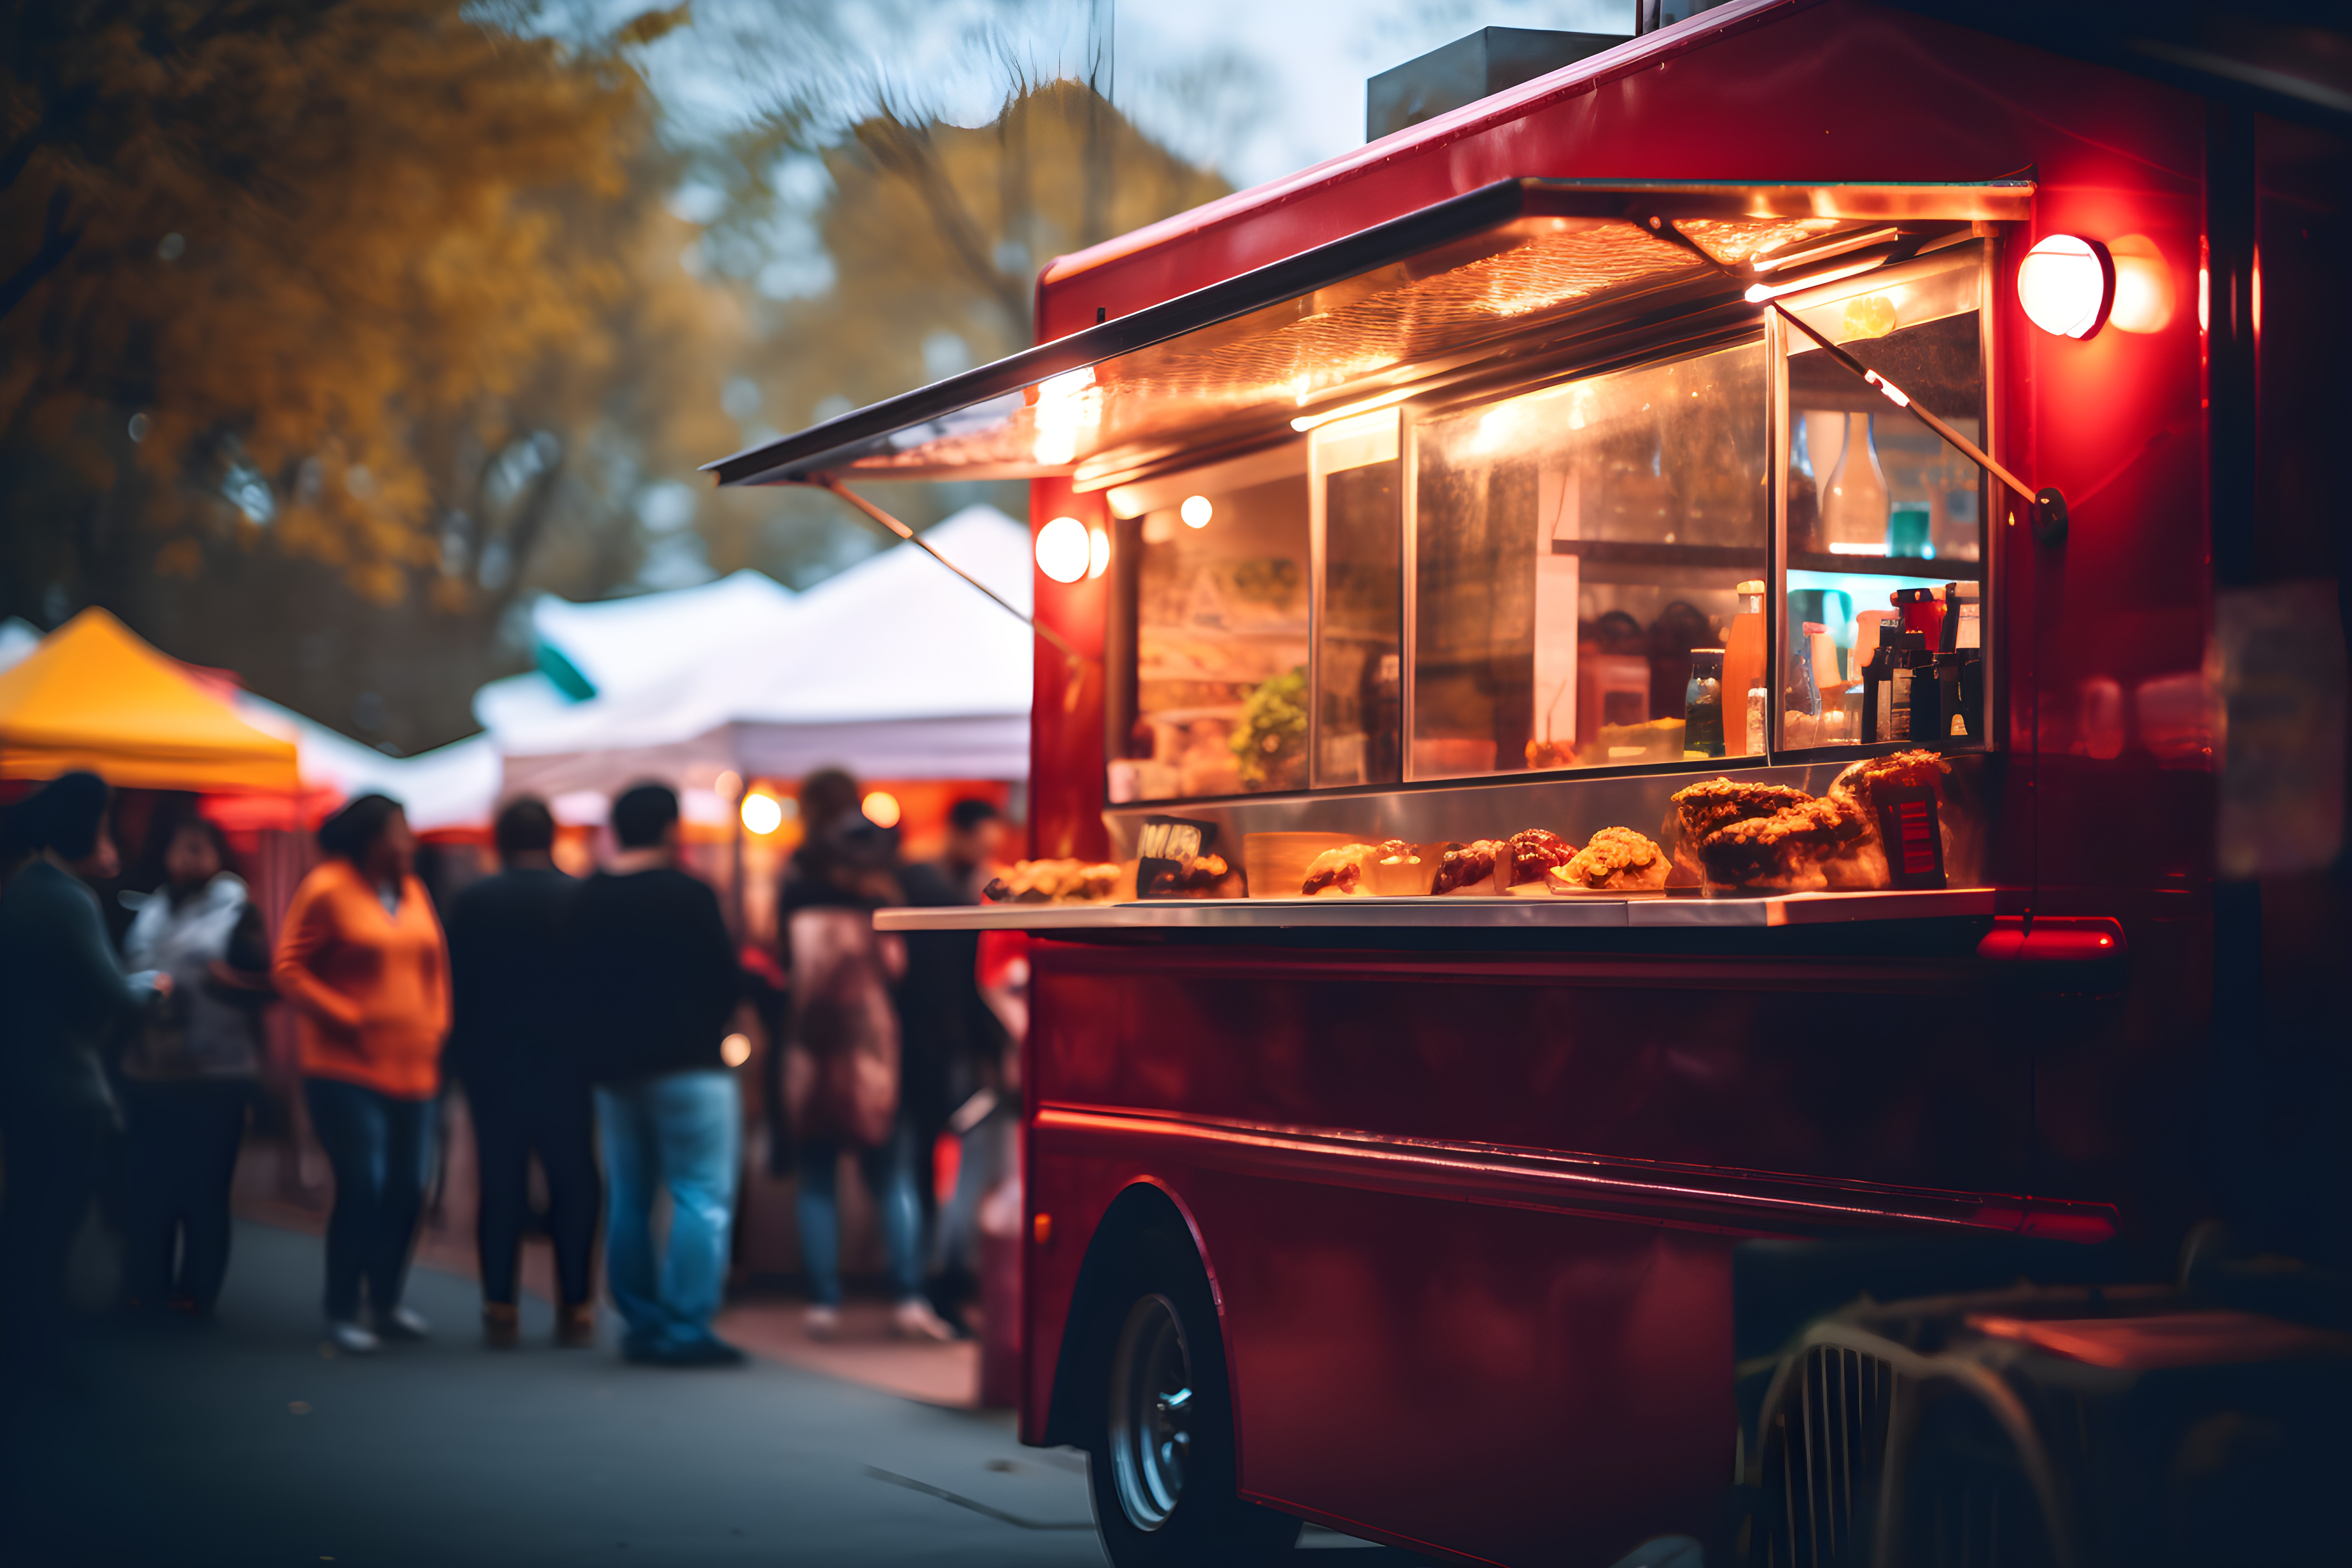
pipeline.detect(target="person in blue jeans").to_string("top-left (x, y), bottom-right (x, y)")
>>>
top-left (567, 783), bottom-right (746, 1367)
top-left (778, 769), bottom-right (954, 1343)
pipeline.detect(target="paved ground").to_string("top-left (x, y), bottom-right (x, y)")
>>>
top-left (1, 1221), bottom-right (1405, 1567)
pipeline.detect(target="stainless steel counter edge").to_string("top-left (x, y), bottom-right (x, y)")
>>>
top-left (872, 887), bottom-right (1997, 932)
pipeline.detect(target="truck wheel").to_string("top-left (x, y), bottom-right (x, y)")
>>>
top-left (1084, 1228), bottom-right (1301, 1567)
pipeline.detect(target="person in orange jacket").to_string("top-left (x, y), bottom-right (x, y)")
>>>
top-left (273, 794), bottom-right (449, 1354)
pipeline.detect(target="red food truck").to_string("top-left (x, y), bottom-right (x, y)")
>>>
top-left (710, 4), bottom-right (2350, 1563)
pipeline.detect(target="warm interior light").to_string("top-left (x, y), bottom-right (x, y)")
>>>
top-left (2017, 234), bottom-right (2114, 339)
top-left (739, 791), bottom-right (783, 835)
top-left (861, 790), bottom-right (901, 829)
top-left (713, 769), bottom-right (742, 803)
top-left (1086, 525), bottom-right (1111, 580)
top-left (1179, 494), bottom-right (1213, 528)
top-left (1035, 515), bottom-right (1091, 583)
top-left (720, 1032), bottom-right (752, 1068)
top-left (1291, 385), bottom-right (1413, 433)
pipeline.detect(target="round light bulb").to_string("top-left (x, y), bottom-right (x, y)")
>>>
top-left (1035, 515), bottom-right (1090, 583)
top-left (1087, 525), bottom-right (1110, 580)
top-left (1179, 494), bottom-right (1213, 528)
top-left (861, 790), bottom-right (901, 829)
top-left (739, 792), bottom-right (783, 835)
top-left (2017, 234), bottom-right (2114, 340)
top-left (720, 1032), bottom-right (752, 1068)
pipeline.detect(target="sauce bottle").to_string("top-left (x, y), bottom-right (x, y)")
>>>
top-left (1723, 581), bottom-right (1766, 755)
top-left (1684, 648), bottom-right (1726, 758)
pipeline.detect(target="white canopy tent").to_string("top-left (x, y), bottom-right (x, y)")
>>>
top-left (494, 505), bottom-right (1034, 802)
top-left (232, 693), bottom-right (500, 835)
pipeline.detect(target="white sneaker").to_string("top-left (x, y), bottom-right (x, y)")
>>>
top-left (891, 1298), bottom-right (956, 1342)
top-left (328, 1320), bottom-right (380, 1354)
top-left (375, 1306), bottom-right (430, 1342)
top-left (802, 1305), bottom-right (840, 1341)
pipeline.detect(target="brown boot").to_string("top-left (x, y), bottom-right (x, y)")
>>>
top-left (482, 1302), bottom-right (520, 1349)
top-left (555, 1302), bottom-right (595, 1349)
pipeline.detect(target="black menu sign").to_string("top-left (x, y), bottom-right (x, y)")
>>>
top-left (1136, 815), bottom-right (1217, 899)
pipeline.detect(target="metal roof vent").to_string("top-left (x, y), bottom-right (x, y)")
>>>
top-left (1365, 26), bottom-right (1630, 142)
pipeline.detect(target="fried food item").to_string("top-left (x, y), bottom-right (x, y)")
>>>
top-left (1301, 843), bottom-right (1383, 896)
top-left (1697, 797), bottom-right (1852, 893)
top-left (1431, 839), bottom-right (1512, 896)
top-left (984, 859), bottom-right (1125, 904)
top-left (1828, 749), bottom-right (1952, 817)
top-left (1145, 853), bottom-right (1239, 899)
top-left (1548, 827), bottom-right (1670, 892)
top-left (1503, 828), bottom-right (1577, 886)
top-left (1670, 777), bottom-right (1817, 843)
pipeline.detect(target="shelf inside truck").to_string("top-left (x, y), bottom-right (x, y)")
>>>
top-left (874, 886), bottom-right (1995, 933)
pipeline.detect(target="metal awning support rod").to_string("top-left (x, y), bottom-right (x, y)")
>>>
top-left (1769, 302), bottom-right (2028, 500)
top-left (1769, 301), bottom-right (2068, 546)
top-left (802, 477), bottom-right (1088, 661)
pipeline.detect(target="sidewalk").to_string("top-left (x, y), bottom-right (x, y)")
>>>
top-left (234, 1130), bottom-right (984, 1408)
top-left (7, 1220), bottom-right (1102, 1568)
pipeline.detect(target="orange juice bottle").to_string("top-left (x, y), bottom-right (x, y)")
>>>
top-left (1723, 580), bottom-right (1766, 755)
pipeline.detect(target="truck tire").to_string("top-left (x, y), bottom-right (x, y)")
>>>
top-left (1082, 1226), bottom-right (1301, 1567)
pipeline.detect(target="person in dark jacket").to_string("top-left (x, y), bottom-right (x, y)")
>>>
top-left (445, 796), bottom-right (595, 1349)
top-left (0, 773), bottom-right (165, 1358)
top-left (567, 783), bottom-right (745, 1367)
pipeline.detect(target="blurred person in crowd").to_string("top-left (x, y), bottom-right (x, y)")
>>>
top-left (895, 797), bottom-right (1012, 1327)
top-left (779, 769), bottom-right (954, 1343)
top-left (445, 796), bottom-right (595, 1349)
top-left (273, 794), bottom-right (448, 1355)
top-left (118, 815), bottom-right (273, 1322)
top-left (568, 783), bottom-right (746, 1367)
top-left (0, 773), bottom-right (166, 1359)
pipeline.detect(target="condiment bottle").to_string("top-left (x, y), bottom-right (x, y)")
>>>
top-left (1723, 580), bottom-right (1766, 755)
top-left (1892, 586), bottom-right (1945, 647)
top-left (1942, 581), bottom-right (1980, 652)
top-left (1788, 421), bottom-right (1821, 553)
top-left (1784, 618), bottom-right (1823, 722)
top-left (1866, 628), bottom-right (1926, 742)
top-left (1684, 648), bottom-right (1726, 758)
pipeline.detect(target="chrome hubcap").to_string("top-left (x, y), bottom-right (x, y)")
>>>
top-left (1108, 1293), bottom-right (1193, 1531)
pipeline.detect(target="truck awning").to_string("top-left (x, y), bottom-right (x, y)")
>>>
top-left (704, 177), bottom-right (2031, 494)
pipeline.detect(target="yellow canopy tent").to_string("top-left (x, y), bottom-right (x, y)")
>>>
top-left (0, 609), bottom-right (300, 792)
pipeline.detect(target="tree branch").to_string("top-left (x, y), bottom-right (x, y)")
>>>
top-left (0, 186), bottom-right (82, 322)
top-left (853, 110), bottom-right (1030, 339)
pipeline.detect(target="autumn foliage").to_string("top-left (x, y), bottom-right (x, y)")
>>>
top-left (1, 0), bottom-right (681, 602)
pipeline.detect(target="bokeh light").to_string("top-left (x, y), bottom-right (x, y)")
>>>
top-left (740, 791), bottom-right (784, 834)
top-left (1035, 515), bottom-right (1090, 583)
top-left (861, 790), bottom-right (901, 829)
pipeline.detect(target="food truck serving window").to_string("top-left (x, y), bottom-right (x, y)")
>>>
top-left (707, 179), bottom-right (2023, 806)
top-left (1105, 242), bottom-right (1994, 803)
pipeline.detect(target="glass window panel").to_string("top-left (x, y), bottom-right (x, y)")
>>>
top-left (1312, 412), bottom-right (1404, 787)
top-left (1112, 472), bottom-right (1311, 801)
top-left (1410, 341), bottom-right (1768, 777)
top-left (1781, 262), bottom-right (1986, 753)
